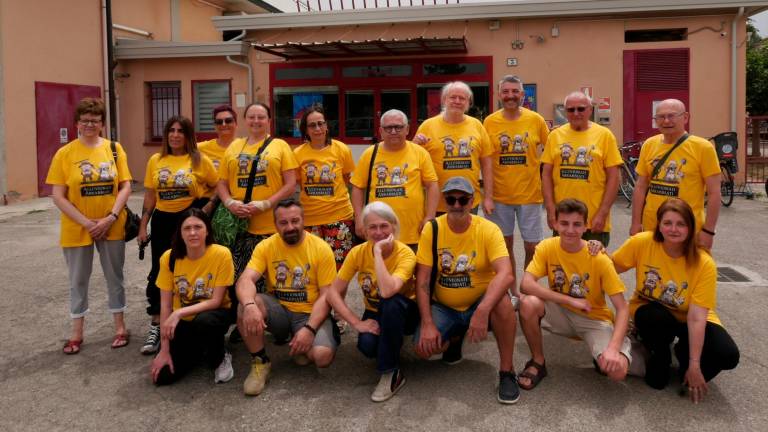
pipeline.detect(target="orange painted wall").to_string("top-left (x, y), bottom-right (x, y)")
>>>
top-left (114, 56), bottom-right (252, 180)
top-left (0, 0), bottom-right (105, 200)
top-left (112, 0), bottom-right (221, 42)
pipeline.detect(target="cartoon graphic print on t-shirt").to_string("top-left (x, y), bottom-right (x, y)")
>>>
top-left (441, 135), bottom-right (474, 170)
top-left (235, 151), bottom-right (269, 188)
top-left (647, 157), bottom-right (687, 198)
top-left (438, 248), bottom-right (477, 288)
top-left (358, 271), bottom-right (380, 310)
top-left (558, 142), bottom-right (595, 181)
top-left (302, 160), bottom-right (337, 197)
top-left (76, 159), bottom-right (117, 197)
top-left (272, 260), bottom-right (311, 303)
top-left (154, 165), bottom-right (192, 201)
top-left (498, 132), bottom-right (530, 166)
top-left (549, 264), bottom-right (590, 298)
top-left (373, 162), bottom-right (409, 198)
top-left (175, 272), bottom-right (214, 307)
top-left (639, 265), bottom-right (688, 308)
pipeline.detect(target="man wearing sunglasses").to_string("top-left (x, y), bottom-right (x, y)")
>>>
top-left (351, 109), bottom-right (439, 249)
top-left (198, 105), bottom-right (238, 215)
top-left (413, 176), bottom-right (520, 404)
top-left (542, 92), bottom-right (622, 246)
top-left (630, 99), bottom-right (721, 250)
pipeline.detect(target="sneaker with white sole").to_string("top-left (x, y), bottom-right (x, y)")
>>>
top-left (371, 369), bottom-right (406, 402)
top-left (497, 370), bottom-right (520, 404)
top-left (140, 324), bottom-right (160, 355)
top-left (243, 357), bottom-right (271, 396)
top-left (214, 351), bottom-right (234, 384)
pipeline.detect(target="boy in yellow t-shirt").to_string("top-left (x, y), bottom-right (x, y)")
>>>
top-left (518, 198), bottom-right (632, 391)
top-left (236, 198), bottom-right (338, 396)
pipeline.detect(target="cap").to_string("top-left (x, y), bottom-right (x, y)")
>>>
top-left (441, 176), bottom-right (474, 195)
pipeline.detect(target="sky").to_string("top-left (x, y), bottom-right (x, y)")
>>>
top-left (266, 1), bottom-right (768, 38)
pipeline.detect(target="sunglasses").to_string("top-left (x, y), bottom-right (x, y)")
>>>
top-left (565, 106), bottom-right (588, 113)
top-left (214, 117), bottom-right (235, 125)
top-left (445, 195), bottom-right (471, 206)
top-left (382, 125), bottom-right (406, 133)
top-left (307, 121), bottom-right (326, 129)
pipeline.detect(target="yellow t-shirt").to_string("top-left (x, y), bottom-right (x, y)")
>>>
top-left (197, 139), bottom-right (230, 198)
top-left (143, 153), bottom-right (218, 213)
top-left (156, 244), bottom-right (234, 321)
top-left (415, 115), bottom-right (493, 212)
top-left (636, 134), bottom-right (721, 232)
top-left (337, 240), bottom-right (416, 313)
top-left (483, 108), bottom-right (549, 205)
top-left (45, 139), bottom-right (132, 247)
top-left (294, 139), bottom-right (355, 226)
top-left (611, 231), bottom-right (721, 325)
top-left (350, 142), bottom-right (438, 245)
top-left (416, 215), bottom-right (508, 311)
top-left (541, 123), bottom-right (623, 231)
top-left (246, 232), bottom-right (337, 314)
top-left (219, 137), bottom-right (299, 235)
top-left (526, 237), bottom-right (625, 322)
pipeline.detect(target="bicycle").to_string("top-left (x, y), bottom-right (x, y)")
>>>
top-left (619, 141), bottom-right (641, 206)
top-left (710, 132), bottom-right (738, 207)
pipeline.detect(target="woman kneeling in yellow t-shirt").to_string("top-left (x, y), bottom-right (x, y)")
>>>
top-left (325, 202), bottom-right (418, 402)
top-left (612, 198), bottom-right (739, 403)
top-left (150, 208), bottom-right (235, 385)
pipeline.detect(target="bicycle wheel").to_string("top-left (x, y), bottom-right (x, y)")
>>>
top-left (619, 161), bottom-right (637, 205)
top-left (720, 169), bottom-right (734, 207)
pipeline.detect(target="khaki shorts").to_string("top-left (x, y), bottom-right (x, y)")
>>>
top-left (542, 301), bottom-right (632, 364)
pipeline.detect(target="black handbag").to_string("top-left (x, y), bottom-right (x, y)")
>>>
top-left (110, 141), bottom-right (141, 241)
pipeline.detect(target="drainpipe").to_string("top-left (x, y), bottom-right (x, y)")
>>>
top-left (226, 29), bottom-right (253, 104)
top-left (731, 7), bottom-right (744, 133)
top-left (101, 0), bottom-right (116, 140)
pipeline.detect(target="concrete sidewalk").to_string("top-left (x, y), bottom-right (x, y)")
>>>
top-left (0, 195), bottom-right (766, 432)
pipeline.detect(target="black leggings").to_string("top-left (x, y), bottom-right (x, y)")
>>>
top-left (635, 302), bottom-right (739, 389)
top-left (155, 308), bottom-right (231, 385)
top-left (146, 200), bottom-right (207, 316)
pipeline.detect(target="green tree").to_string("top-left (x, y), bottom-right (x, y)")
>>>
top-left (746, 21), bottom-right (768, 115)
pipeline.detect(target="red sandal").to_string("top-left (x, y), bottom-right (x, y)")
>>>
top-left (111, 332), bottom-right (130, 349)
top-left (63, 339), bottom-right (83, 355)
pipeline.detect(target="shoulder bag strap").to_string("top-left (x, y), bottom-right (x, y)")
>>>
top-left (243, 136), bottom-right (273, 204)
top-left (650, 133), bottom-right (688, 180)
top-left (364, 143), bottom-right (379, 206)
top-left (429, 219), bottom-right (438, 301)
top-left (110, 140), bottom-right (118, 163)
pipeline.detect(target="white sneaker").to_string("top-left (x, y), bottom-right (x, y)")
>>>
top-left (140, 324), bottom-right (160, 355)
top-left (371, 369), bottom-right (406, 402)
top-left (214, 351), bottom-right (234, 384)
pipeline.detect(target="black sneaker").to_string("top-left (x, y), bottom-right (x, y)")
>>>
top-left (442, 337), bottom-right (464, 365)
top-left (498, 371), bottom-right (520, 404)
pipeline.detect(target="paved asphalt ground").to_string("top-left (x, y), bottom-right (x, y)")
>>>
top-left (1, 191), bottom-right (766, 432)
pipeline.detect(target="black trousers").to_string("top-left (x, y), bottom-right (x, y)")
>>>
top-left (145, 199), bottom-right (207, 316)
top-left (155, 308), bottom-right (231, 385)
top-left (635, 302), bottom-right (739, 389)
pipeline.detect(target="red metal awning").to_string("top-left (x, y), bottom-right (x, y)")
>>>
top-left (252, 36), bottom-right (467, 59)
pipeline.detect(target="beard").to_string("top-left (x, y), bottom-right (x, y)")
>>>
top-left (282, 229), bottom-right (301, 245)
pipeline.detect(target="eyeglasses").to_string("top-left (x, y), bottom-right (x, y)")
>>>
top-left (565, 106), bottom-right (588, 113)
top-left (382, 124), bottom-right (406, 133)
top-left (168, 127), bottom-right (184, 133)
top-left (78, 119), bottom-right (102, 126)
top-left (307, 121), bottom-right (326, 129)
top-left (214, 117), bottom-right (235, 126)
top-left (445, 195), bottom-right (471, 206)
top-left (652, 112), bottom-right (685, 122)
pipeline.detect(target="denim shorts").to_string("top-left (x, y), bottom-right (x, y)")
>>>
top-left (414, 299), bottom-right (482, 343)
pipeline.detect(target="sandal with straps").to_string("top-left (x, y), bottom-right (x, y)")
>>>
top-left (518, 359), bottom-right (547, 390)
top-left (63, 339), bottom-right (83, 355)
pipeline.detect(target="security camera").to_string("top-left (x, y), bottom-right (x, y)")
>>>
top-left (720, 31), bottom-right (728, 37)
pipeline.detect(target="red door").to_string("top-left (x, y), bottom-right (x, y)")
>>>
top-left (35, 82), bottom-right (102, 196)
top-left (623, 49), bottom-right (690, 143)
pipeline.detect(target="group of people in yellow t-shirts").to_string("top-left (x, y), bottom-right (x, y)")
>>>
top-left (48, 81), bottom-right (738, 406)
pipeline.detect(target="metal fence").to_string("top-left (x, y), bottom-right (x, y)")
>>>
top-left (745, 117), bottom-right (768, 191)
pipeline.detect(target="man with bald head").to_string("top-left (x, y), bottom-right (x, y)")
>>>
top-left (630, 99), bottom-right (721, 249)
top-left (542, 91), bottom-right (622, 246)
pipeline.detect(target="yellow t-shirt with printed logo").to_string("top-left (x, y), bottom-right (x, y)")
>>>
top-left (156, 244), bottom-right (234, 321)
top-left (144, 153), bottom-right (218, 213)
top-left (197, 139), bottom-right (230, 198)
top-left (294, 139), bottom-right (355, 226)
top-left (483, 108), bottom-right (549, 205)
top-left (541, 123), bottom-right (623, 231)
top-left (350, 142), bottom-right (438, 245)
top-left (337, 240), bottom-right (416, 313)
top-left (526, 237), bottom-right (625, 322)
top-left (46, 139), bottom-right (133, 247)
top-left (247, 232), bottom-right (337, 314)
top-left (416, 215), bottom-right (508, 311)
top-left (219, 137), bottom-right (299, 235)
top-left (415, 115), bottom-right (493, 212)
top-left (612, 231), bottom-right (721, 325)
top-left (636, 134), bottom-right (721, 232)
